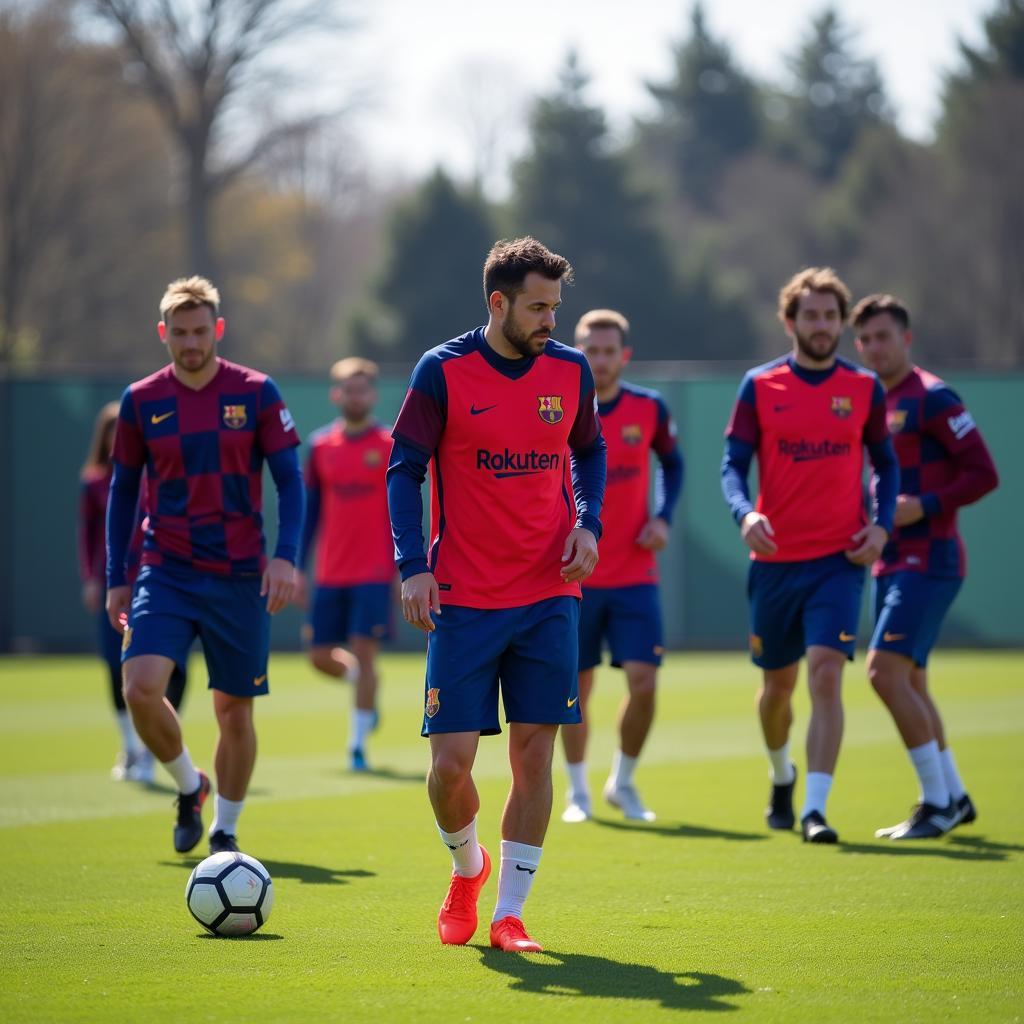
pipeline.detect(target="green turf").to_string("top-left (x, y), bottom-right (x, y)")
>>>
top-left (1, 650), bottom-right (1022, 1023)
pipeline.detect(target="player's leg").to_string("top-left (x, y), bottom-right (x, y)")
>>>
top-left (207, 691), bottom-right (256, 852)
top-left (307, 586), bottom-right (358, 680)
top-left (345, 584), bottom-right (391, 770)
top-left (424, 604), bottom-right (506, 945)
top-left (99, 604), bottom-right (143, 780)
top-left (491, 597), bottom-right (580, 952)
top-left (560, 586), bottom-right (604, 822)
top-left (759, 662), bottom-right (800, 828)
top-left (602, 585), bottom-right (662, 821)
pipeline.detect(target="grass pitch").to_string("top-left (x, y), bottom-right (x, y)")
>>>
top-left (1, 650), bottom-right (1022, 1023)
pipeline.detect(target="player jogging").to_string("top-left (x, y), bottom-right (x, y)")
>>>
top-left (296, 357), bottom-right (393, 772)
top-left (387, 237), bottom-right (606, 952)
top-left (721, 267), bottom-right (898, 844)
top-left (560, 309), bottom-right (683, 823)
top-left (105, 276), bottom-right (304, 856)
top-left (852, 294), bottom-right (998, 839)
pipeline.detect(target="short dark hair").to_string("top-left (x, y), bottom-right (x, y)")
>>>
top-left (850, 293), bottom-right (911, 330)
top-left (482, 236), bottom-right (573, 308)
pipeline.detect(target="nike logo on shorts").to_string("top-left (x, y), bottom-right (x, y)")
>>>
top-left (883, 632), bottom-right (906, 642)
top-left (839, 632), bottom-right (856, 642)
top-left (567, 696), bottom-right (579, 708)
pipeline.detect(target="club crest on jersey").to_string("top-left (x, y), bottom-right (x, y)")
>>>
top-left (537, 395), bottom-right (564, 424)
top-left (425, 688), bottom-right (440, 718)
top-left (749, 634), bottom-right (763, 658)
top-left (621, 424), bottom-right (643, 446)
top-left (888, 409), bottom-right (908, 433)
top-left (831, 396), bottom-right (853, 419)
top-left (223, 404), bottom-right (247, 429)
top-left (364, 449), bottom-right (383, 467)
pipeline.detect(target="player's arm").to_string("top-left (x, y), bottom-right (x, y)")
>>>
top-left (294, 448), bottom-right (321, 609)
top-left (721, 374), bottom-right (775, 555)
top-left (387, 353), bottom-right (447, 631)
top-left (105, 390), bottom-right (145, 631)
top-left (848, 380), bottom-right (896, 565)
top-left (902, 389), bottom-right (999, 526)
top-left (638, 397), bottom-right (683, 551)
top-left (563, 359), bottom-right (606, 582)
top-left (78, 481), bottom-right (103, 612)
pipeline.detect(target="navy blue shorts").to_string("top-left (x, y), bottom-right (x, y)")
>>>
top-left (421, 597), bottom-right (581, 736)
top-left (123, 563), bottom-right (270, 697)
top-left (748, 552), bottom-right (864, 669)
top-left (870, 572), bottom-right (962, 667)
top-left (309, 583), bottom-right (392, 645)
top-left (578, 584), bottom-right (663, 670)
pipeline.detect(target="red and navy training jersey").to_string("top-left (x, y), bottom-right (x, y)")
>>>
top-left (876, 367), bottom-right (998, 578)
top-left (304, 421), bottom-right (394, 586)
top-left (392, 329), bottom-right (603, 609)
top-left (78, 467), bottom-right (150, 586)
top-left (112, 358), bottom-right (301, 577)
top-left (725, 355), bottom-right (889, 562)
top-left (586, 383), bottom-right (678, 588)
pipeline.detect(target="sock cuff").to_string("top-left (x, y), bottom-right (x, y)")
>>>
top-left (500, 840), bottom-right (542, 866)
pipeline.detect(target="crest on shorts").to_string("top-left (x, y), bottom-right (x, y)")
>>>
top-left (621, 424), bottom-right (643, 446)
top-left (223, 404), bottom-right (247, 429)
top-left (830, 396), bottom-right (853, 419)
top-left (888, 409), bottom-right (907, 433)
top-left (537, 395), bottom-right (564, 424)
top-left (121, 626), bottom-right (133, 653)
top-left (364, 449), bottom-right (383, 467)
top-left (749, 634), bottom-right (763, 658)
top-left (425, 687), bottom-right (441, 718)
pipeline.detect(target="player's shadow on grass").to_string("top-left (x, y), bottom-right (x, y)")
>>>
top-left (593, 818), bottom-right (767, 843)
top-left (837, 838), bottom-right (1008, 862)
top-left (163, 859), bottom-right (376, 885)
top-left (479, 950), bottom-right (749, 1012)
top-left (333, 765), bottom-right (424, 783)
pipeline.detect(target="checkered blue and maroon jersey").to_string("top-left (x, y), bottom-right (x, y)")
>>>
top-left (875, 367), bottom-right (998, 579)
top-left (78, 466), bottom-right (150, 585)
top-left (112, 359), bottom-right (301, 577)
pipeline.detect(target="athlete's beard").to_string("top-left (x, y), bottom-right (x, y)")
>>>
top-left (174, 347), bottom-right (215, 375)
top-left (794, 326), bottom-right (840, 365)
top-left (502, 306), bottom-right (550, 358)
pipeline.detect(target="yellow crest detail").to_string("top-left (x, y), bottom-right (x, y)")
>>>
top-left (888, 409), bottom-right (907, 433)
top-left (121, 626), bottom-right (133, 653)
top-left (425, 688), bottom-right (441, 718)
top-left (830, 396), bottom-right (853, 418)
top-left (364, 449), bottom-right (383, 467)
top-left (749, 634), bottom-right (763, 657)
top-left (621, 424), bottom-right (644, 446)
top-left (223, 404), bottom-right (247, 429)
top-left (537, 395), bottom-right (564, 425)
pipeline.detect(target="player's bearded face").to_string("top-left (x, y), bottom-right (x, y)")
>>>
top-left (502, 299), bottom-right (552, 358)
top-left (793, 323), bottom-right (841, 363)
top-left (791, 293), bottom-right (842, 364)
top-left (165, 308), bottom-right (218, 374)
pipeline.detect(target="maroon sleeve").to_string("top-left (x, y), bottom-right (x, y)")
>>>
top-left (257, 377), bottom-right (301, 456)
top-left (568, 357), bottom-right (601, 451)
top-left (862, 378), bottom-right (890, 446)
top-left (724, 372), bottom-right (760, 445)
top-left (112, 388), bottom-right (146, 469)
top-left (922, 398), bottom-right (999, 514)
top-left (78, 481), bottom-right (103, 582)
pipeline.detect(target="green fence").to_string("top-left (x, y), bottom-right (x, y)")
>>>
top-left (0, 369), bottom-right (1017, 654)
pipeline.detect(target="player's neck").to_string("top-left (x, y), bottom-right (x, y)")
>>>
top-left (791, 349), bottom-right (837, 372)
top-left (483, 322), bottom-right (527, 361)
top-left (342, 415), bottom-right (373, 435)
top-left (879, 363), bottom-right (913, 392)
top-left (171, 356), bottom-right (220, 391)
top-left (596, 381), bottom-right (622, 405)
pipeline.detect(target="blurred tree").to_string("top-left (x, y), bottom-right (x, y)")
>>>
top-left (350, 169), bottom-right (495, 365)
top-left (781, 7), bottom-right (890, 180)
top-left (640, 3), bottom-right (761, 208)
top-left (90, 0), bottom-right (345, 282)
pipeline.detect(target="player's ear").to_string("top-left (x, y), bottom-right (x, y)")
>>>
top-left (329, 385), bottom-right (342, 404)
top-left (215, 317), bottom-right (226, 341)
top-left (904, 329), bottom-right (913, 349)
top-left (157, 321), bottom-right (167, 342)
top-left (621, 345), bottom-right (633, 366)
top-left (488, 290), bottom-right (505, 317)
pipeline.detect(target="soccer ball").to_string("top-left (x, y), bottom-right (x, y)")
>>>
top-left (185, 852), bottom-right (274, 937)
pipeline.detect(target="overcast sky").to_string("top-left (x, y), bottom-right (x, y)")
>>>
top-left (305, 0), bottom-right (992, 193)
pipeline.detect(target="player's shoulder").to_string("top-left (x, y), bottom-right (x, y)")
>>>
top-left (619, 380), bottom-right (664, 404)
top-left (916, 367), bottom-right (963, 415)
top-left (746, 354), bottom-right (790, 383)
top-left (834, 355), bottom-right (878, 383)
top-left (307, 421), bottom-right (340, 448)
top-left (217, 358), bottom-right (269, 389)
top-left (128, 364), bottom-right (174, 397)
top-left (541, 338), bottom-right (588, 371)
top-left (409, 330), bottom-right (481, 390)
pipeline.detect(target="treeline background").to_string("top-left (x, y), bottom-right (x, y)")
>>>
top-left (1, 0), bottom-right (1022, 375)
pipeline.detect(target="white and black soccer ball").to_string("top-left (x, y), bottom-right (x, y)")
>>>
top-left (185, 852), bottom-right (274, 937)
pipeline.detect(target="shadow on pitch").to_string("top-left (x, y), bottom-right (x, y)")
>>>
top-left (334, 765), bottom-right (424, 784)
top-left (196, 932), bottom-right (284, 941)
top-left (837, 837), bottom-right (1009, 862)
top-left (592, 818), bottom-right (767, 843)
top-left (163, 858), bottom-right (376, 885)
top-left (479, 949), bottom-right (749, 1012)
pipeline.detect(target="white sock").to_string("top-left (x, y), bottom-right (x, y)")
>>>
top-left (767, 743), bottom-right (795, 784)
top-left (940, 747), bottom-right (967, 800)
top-left (116, 711), bottom-right (142, 754)
top-left (438, 817), bottom-right (484, 878)
top-left (210, 795), bottom-right (244, 837)
top-left (161, 748), bottom-right (200, 795)
top-left (566, 761), bottom-right (589, 801)
top-left (908, 740), bottom-right (950, 807)
top-left (493, 840), bottom-right (542, 923)
top-left (801, 772), bottom-right (833, 819)
top-left (610, 750), bottom-right (638, 789)
top-left (350, 709), bottom-right (375, 752)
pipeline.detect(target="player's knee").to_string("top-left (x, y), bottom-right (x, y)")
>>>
top-left (626, 666), bottom-right (657, 699)
top-left (308, 647), bottom-right (334, 673)
top-left (215, 698), bottom-right (254, 737)
top-left (122, 669), bottom-right (161, 708)
top-left (430, 750), bottom-right (473, 790)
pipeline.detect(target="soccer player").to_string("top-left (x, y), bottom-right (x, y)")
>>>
top-left (721, 267), bottom-right (898, 844)
top-left (852, 294), bottom-right (998, 839)
top-left (105, 276), bottom-right (304, 856)
top-left (387, 237), bottom-right (606, 952)
top-left (79, 401), bottom-right (188, 783)
top-left (296, 357), bottom-right (393, 772)
top-left (560, 309), bottom-right (683, 824)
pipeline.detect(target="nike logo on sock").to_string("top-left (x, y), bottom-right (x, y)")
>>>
top-left (515, 864), bottom-right (536, 874)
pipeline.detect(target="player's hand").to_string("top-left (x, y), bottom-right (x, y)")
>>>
top-left (105, 585), bottom-right (131, 633)
top-left (262, 558), bottom-right (296, 614)
top-left (845, 524), bottom-right (888, 565)
top-left (741, 512), bottom-right (778, 555)
top-left (561, 527), bottom-right (599, 582)
top-left (636, 517), bottom-right (670, 551)
top-left (292, 569), bottom-right (309, 610)
top-left (402, 572), bottom-right (440, 633)
top-left (82, 578), bottom-right (102, 614)
top-left (894, 494), bottom-right (925, 527)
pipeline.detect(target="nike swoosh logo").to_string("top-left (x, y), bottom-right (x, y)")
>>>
top-left (839, 632), bottom-right (856, 642)
top-left (567, 696), bottom-right (579, 708)
top-left (150, 411), bottom-right (175, 424)
top-left (515, 864), bottom-right (537, 874)
top-left (883, 632), bottom-right (906, 642)
top-left (253, 675), bottom-right (267, 686)
top-left (470, 404), bottom-right (498, 415)
top-left (774, 405), bottom-right (792, 413)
